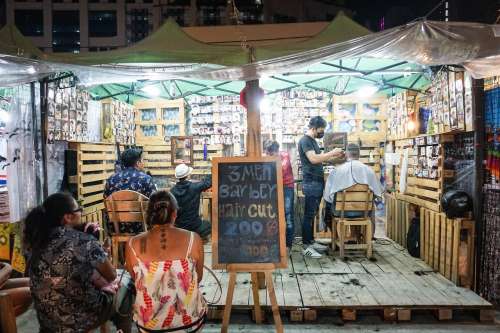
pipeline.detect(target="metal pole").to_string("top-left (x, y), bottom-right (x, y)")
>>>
top-left (30, 82), bottom-right (44, 203)
top-left (39, 80), bottom-right (49, 199)
top-left (472, 78), bottom-right (484, 292)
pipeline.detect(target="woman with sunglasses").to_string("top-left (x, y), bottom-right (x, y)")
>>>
top-left (23, 192), bottom-right (131, 333)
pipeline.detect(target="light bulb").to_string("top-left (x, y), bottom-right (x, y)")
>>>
top-left (355, 85), bottom-right (378, 98)
top-left (407, 120), bottom-right (415, 131)
top-left (0, 110), bottom-right (10, 123)
top-left (141, 85), bottom-right (161, 97)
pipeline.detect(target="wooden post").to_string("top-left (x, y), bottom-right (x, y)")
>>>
top-left (244, 79), bottom-right (267, 289)
top-left (250, 272), bottom-right (262, 324)
top-left (472, 78), bottom-right (484, 292)
top-left (245, 79), bottom-right (262, 158)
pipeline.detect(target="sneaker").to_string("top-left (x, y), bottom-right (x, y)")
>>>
top-left (311, 242), bottom-right (328, 252)
top-left (302, 246), bottom-right (322, 258)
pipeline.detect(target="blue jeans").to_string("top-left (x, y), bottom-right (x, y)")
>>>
top-left (284, 187), bottom-right (295, 248)
top-left (302, 181), bottom-right (324, 245)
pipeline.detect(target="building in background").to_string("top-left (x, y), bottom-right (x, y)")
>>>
top-left (4, 0), bottom-right (497, 53)
top-left (4, 0), bottom-right (350, 53)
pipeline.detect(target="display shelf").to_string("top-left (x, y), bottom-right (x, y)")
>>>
top-left (135, 98), bottom-right (185, 144)
top-left (390, 134), bottom-right (455, 212)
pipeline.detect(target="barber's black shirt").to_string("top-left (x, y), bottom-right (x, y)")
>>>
top-left (298, 135), bottom-right (324, 183)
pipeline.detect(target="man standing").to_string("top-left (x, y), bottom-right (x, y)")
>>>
top-left (264, 140), bottom-right (295, 251)
top-left (171, 163), bottom-right (212, 240)
top-left (298, 116), bottom-right (344, 258)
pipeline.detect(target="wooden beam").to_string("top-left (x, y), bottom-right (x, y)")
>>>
top-left (245, 80), bottom-right (262, 158)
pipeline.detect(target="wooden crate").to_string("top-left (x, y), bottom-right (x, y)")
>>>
top-left (419, 208), bottom-right (474, 288)
top-left (68, 142), bottom-right (118, 214)
top-left (141, 144), bottom-right (173, 176)
top-left (385, 193), bottom-right (412, 248)
top-left (359, 144), bottom-right (381, 177)
top-left (135, 98), bottom-right (185, 145)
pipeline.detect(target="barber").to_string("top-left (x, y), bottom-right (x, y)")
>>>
top-left (298, 116), bottom-right (344, 258)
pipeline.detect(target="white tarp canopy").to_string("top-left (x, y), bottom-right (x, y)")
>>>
top-left (0, 19), bottom-right (499, 87)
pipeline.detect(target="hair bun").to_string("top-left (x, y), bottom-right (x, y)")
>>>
top-left (153, 201), bottom-right (170, 210)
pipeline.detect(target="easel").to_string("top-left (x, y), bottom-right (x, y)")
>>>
top-left (215, 79), bottom-right (285, 333)
top-left (221, 266), bottom-right (283, 333)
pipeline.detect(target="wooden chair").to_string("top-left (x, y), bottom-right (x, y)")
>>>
top-left (104, 190), bottom-right (149, 267)
top-left (331, 184), bottom-right (374, 258)
top-left (0, 263), bottom-right (32, 333)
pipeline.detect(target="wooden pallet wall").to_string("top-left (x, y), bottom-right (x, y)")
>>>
top-left (419, 208), bottom-right (475, 288)
top-left (386, 191), bottom-right (475, 288)
top-left (140, 142), bottom-right (222, 189)
top-left (68, 142), bottom-right (119, 215)
top-left (385, 193), bottom-right (412, 248)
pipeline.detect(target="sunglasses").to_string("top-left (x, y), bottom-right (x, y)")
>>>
top-left (70, 207), bottom-right (83, 214)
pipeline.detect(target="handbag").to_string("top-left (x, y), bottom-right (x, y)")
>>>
top-left (114, 269), bottom-right (136, 317)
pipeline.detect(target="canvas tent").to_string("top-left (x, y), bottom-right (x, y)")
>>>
top-left (0, 12), bottom-right (498, 90)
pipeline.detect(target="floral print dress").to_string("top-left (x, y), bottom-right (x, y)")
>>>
top-left (130, 232), bottom-right (207, 332)
top-left (29, 227), bottom-right (109, 333)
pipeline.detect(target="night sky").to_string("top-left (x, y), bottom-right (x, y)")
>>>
top-left (339, 0), bottom-right (499, 30)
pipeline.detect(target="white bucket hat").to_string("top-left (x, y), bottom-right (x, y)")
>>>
top-left (175, 163), bottom-right (193, 179)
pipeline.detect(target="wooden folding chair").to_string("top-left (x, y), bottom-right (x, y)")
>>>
top-left (331, 184), bottom-right (374, 258)
top-left (104, 190), bottom-right (148, 267)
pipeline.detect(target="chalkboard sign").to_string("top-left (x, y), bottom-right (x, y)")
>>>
top-left (212, 157), bottom-right (287, 270)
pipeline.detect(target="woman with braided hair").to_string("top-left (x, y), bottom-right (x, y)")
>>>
top-left (125, 190), bottom-right (207, 332)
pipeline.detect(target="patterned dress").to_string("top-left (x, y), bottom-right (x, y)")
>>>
top-left (130, 233), bottom-right (207, 332)
top-left (104, 167), bottom-right (157, 234)
top-left (28, 227), bottom-right (109, 333)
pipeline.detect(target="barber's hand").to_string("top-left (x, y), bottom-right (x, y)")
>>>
top-left (328, 148), bottom-right (344, 158)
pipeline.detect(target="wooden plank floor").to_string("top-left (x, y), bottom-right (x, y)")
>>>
top-left (200, 239), bottom-right (492, 310)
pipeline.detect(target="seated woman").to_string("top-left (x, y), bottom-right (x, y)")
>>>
top-left (23, 192), bottom-right (132, 333)
top-left (0, 262), bottom-right (31, 316)
top-left (125, 190), bottom-right (207, 333)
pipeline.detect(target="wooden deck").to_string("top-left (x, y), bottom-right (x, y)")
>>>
top-left (200, 239), bottom-right (493, 321)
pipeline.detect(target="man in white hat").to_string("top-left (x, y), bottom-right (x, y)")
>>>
top-left (171, 163), bottom-right (212, 239)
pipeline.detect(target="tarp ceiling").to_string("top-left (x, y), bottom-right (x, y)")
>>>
top-left (0, 13), bottom-right (498, 91)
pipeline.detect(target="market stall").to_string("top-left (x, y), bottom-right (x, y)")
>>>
top-left (0, 12), bottom-right (499, 327)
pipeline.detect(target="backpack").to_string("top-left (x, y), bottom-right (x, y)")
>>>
top-left (406, 217), bottom-right (420, 258)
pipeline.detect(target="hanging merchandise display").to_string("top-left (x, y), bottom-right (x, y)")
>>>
top-left (101, 99), bottom-right (135, 145)
top-left (388, 68), bottom-right (474, 139)
top-left (189, 95), bottom-right (246, 147)
top-left (481, 186), bottom-right (500, 305)
top-left (485, 77), bottom-right (500, 185)
top-left (47, 78), bottom-right (91, 143)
